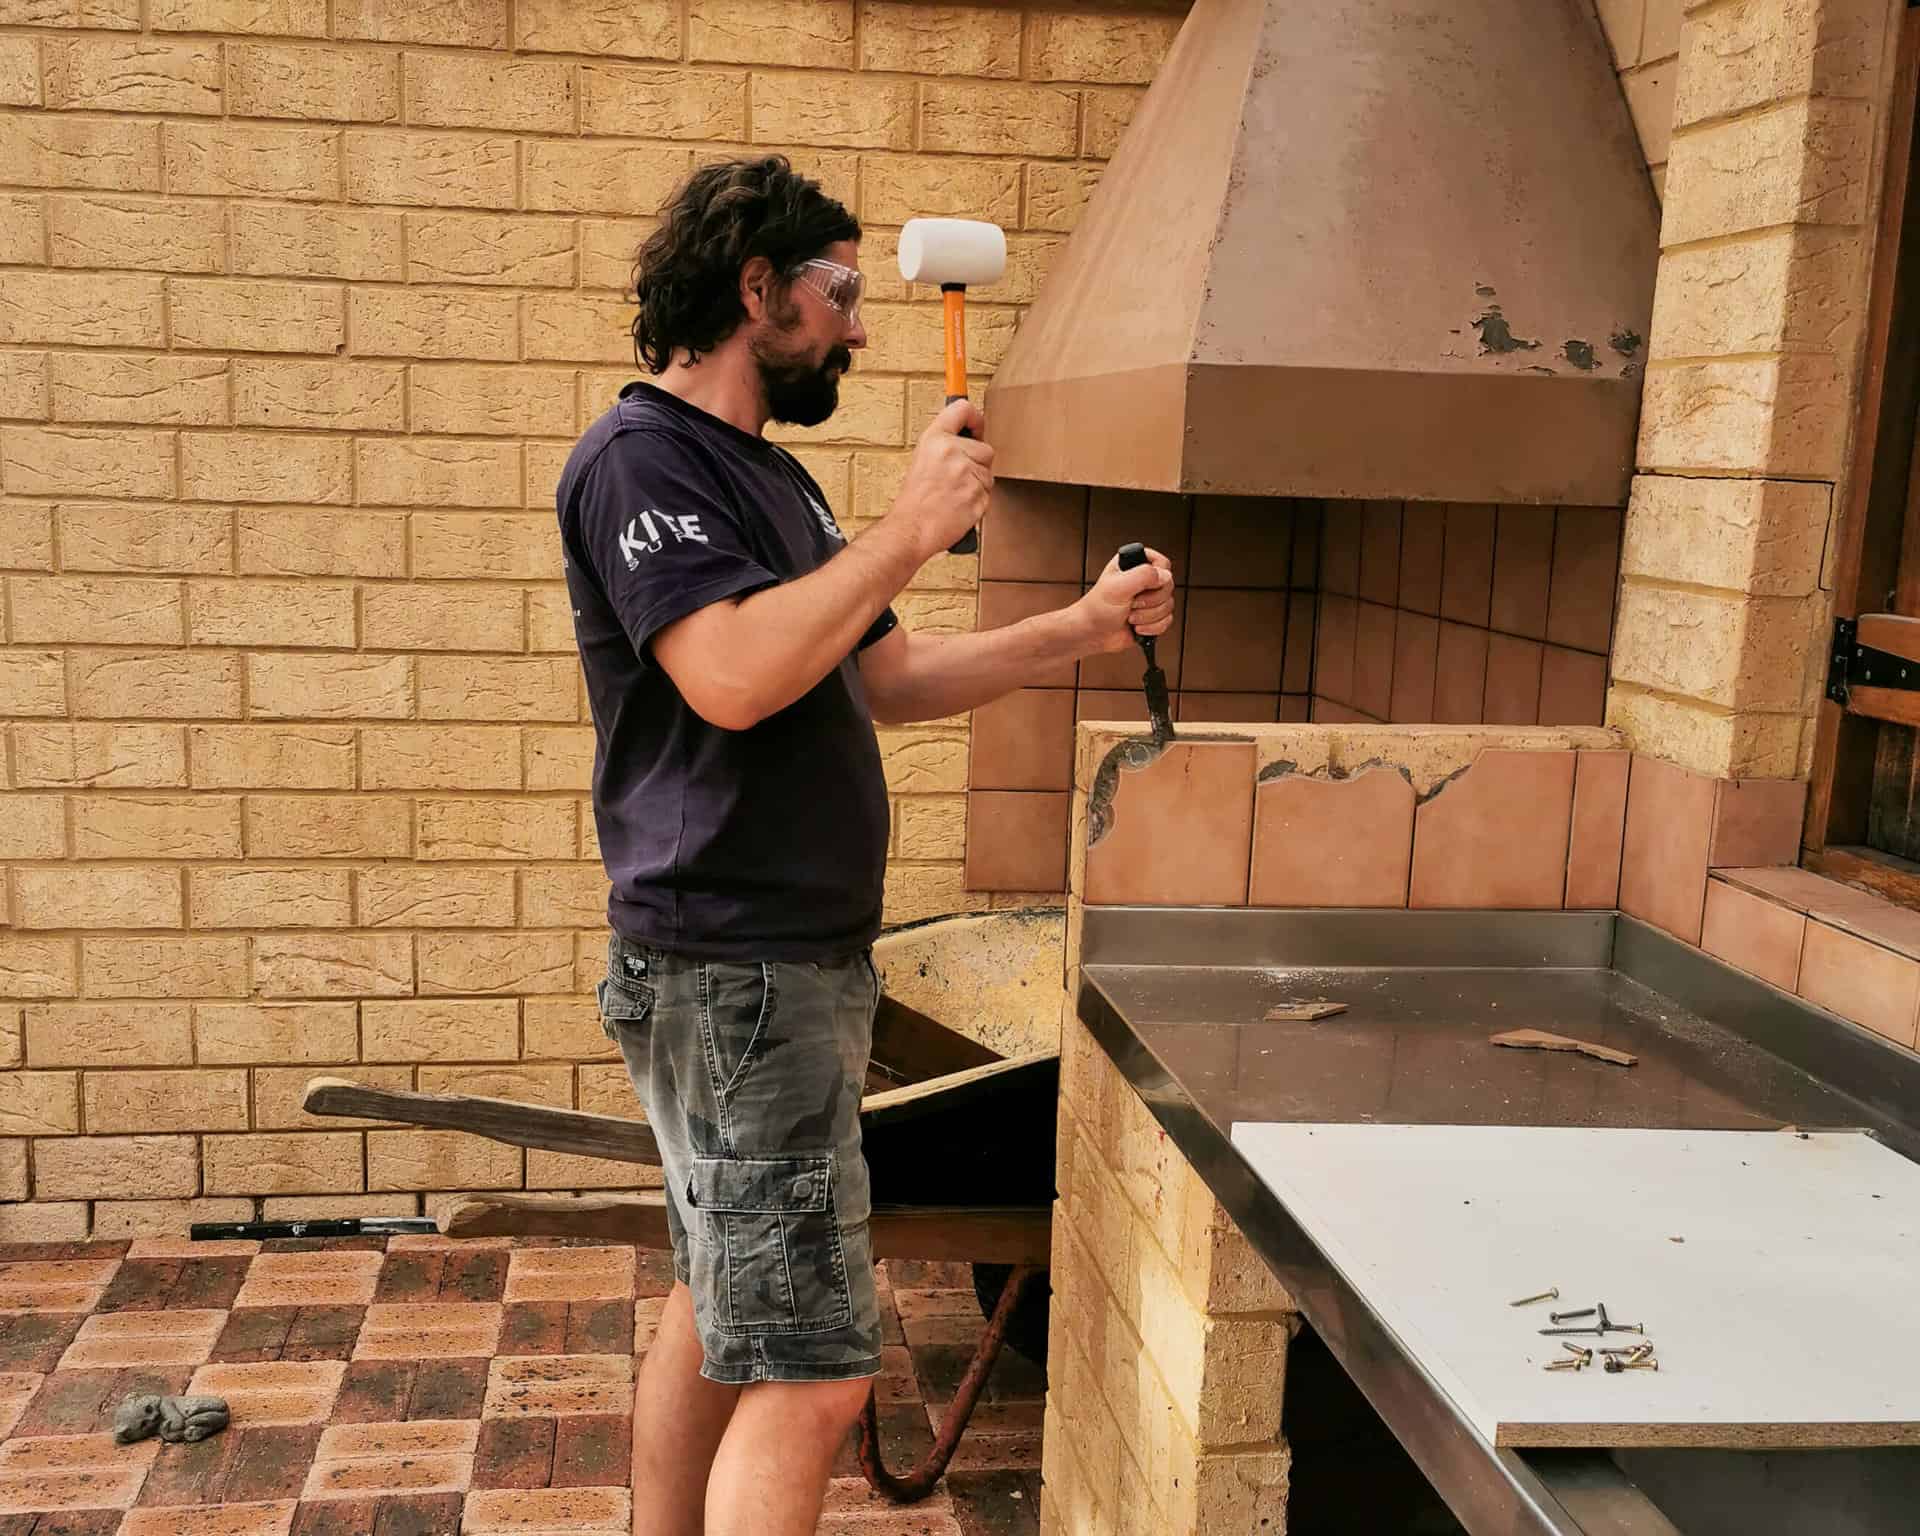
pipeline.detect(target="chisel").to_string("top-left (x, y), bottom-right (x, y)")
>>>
top-left (1115, 542), bottom-right (1174, 743)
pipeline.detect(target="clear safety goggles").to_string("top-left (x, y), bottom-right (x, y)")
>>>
top-left (791, 258), bottom-right (865, 323)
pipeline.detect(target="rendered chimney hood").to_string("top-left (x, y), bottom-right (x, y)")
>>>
top-left (983, 0), bottom-right (1661, 506)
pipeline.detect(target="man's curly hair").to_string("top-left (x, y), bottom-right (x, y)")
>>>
top-left (630, 156), bottom-right (860, 374)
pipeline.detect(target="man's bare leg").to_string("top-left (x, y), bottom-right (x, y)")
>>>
top-left (632, 1282), bottom-right (741, 1536)
top-left (704, 1376), bottom-right (874, 1536)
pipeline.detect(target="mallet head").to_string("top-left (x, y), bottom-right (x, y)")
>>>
top-left (897, 218), bottom-right (1006, 289)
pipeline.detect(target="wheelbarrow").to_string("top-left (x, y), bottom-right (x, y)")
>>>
top-left (300, 987), bottom-right (1058, 1502)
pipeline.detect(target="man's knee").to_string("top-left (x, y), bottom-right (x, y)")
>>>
top-left (746, 1375), bottom-right (873, 1439)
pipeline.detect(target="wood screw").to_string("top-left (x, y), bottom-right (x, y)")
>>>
top-left (1510, 1288), bottom-right (1559, 1307)
top-left (1549, 1307), bottom-right (1596, 1323)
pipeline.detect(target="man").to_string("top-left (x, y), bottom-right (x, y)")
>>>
top-left (554, 156), bottom-right (1176, 1536)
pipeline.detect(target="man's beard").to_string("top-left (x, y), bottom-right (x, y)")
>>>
top-left (752, 321), bottom-right (852, 428)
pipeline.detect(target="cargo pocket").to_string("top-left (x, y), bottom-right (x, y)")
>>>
top-left (699, 961), bottom-right (775, 1099)
top-left (595, 974), bottom-right (653, 1043)
top-left (688, 1153), bottom-right (849, 1336)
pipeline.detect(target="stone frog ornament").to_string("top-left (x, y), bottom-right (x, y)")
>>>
top-left (112, 1392), bottom-right (230, 1446)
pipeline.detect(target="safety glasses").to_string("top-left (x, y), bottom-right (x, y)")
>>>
top-left (790, 258), bottom-right (865, 323)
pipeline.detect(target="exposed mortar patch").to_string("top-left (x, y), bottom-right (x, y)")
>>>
top-left (1085, 731), bottom-right (1251, 848)
top-left (1562, 339), bottom-right (1598, 371)
top-left (1609, 328), bottom-right (1643, 357)
top-left (1472, 304), bottom-right (1539, 355)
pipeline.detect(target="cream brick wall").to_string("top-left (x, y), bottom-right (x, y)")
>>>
top-left (1607, 0), bottom-right (1897, 780)
top-left (0, 0), bottom-right (1185, 1232)
top-left (1043, 1006), bottom-right (1297, 1536)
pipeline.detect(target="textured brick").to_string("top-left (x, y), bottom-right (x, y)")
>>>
top-left (0, 350), bottom-right (48, 420)
top-left (44, 36), bottom-right (221, 112)
top-left (334, 0), bottom-right (506, 46)
top-left (462, 1487), bottom-right (629, 1532)
top-left (522, 143), bottom-right (691, 218)
top-left (362, 584), bottom-right (523, 651)
top-left (0, 35), bottom-right (35, 105)
top-left (923, 82), bottom-right (1078, 157)
top-left (348, 287), bottom-right (517, 360)
top-left (85, 1070), bottom-right (247, 1134)
top-left (254, 1065), bottom-right (410, 1131)
top-left (81, 935), bottom-right (246, 997)
top-left (361, 726), bottom-right (521, 790)
top-left (12, 866), bottom-right (181, 930)
top-left (344, 131), bottom-right (516, 210)
top-left (1024, 162), bottom-right (1104, 232)
top-left (0, 115), bottom-right (160, 192)
top-left (524, 442), bottom-right (575, 506)
top-left (864, 155), bottom-right (1020, 226)
top-left (416, 932), bottom-right (574, 995)
top-left (231, 360), bottom-right (405, 431)
top-left (0, 509), bottom-right (54, 579)
top-left (93, 1197), bottom-right (251, 1240)
top-left (368, 1131), bottom-right (521, 1192)
top-left (47, 195), bottom-right (223, 274)
top-left (410, 369), bottom-right (575, 440)
top-left (151, 0), bottom-right (326, 33)
top-left (1611, 584), bottom-right (1816, 710)
top-left (0, 272), bottom-right (162, 347)
top-left (1676, 0), bottom-right (1881, 127)
top-left (58, 503), bottom-right (228, 572)
top-left (246, 654), bottom-right (412, 720)
top-left (358, 439), bottom-right (520, 508)
top-left (228, 43), bottom-right (398, 122)
top-left (74, 650), bottom-right (241, 722)
top-left (2, 426), bottom-right (174, 498)
top-left (0, 1200), bottom-right (88, 1241)
top-left (418, 657), bottom-right (575, 722)
top-left (862, 3), bottom-right (1019, 76)
top-left (1027, 10), bottom-right (1180, 83)
top-left (401, 217), bottom-right (574, 292)
top-left (527, 593), bottom-right (582, 657)
top-left (0, 1072), bottom-right (78, 1135)
top-left (26, 1005), bottom-right (189, 1071)
top-left (403, 53), bottom-right (572, 133)
top-left (0, 196), bottom-right (43, 264)
top-left (516, 0), bottom-right (678, 58)
top-left (165, 123), bottom-right (339, 202)
top-left (46, 355), bottom-right (223, 431)
top-left (35, 1134), bottom-right (198, 1199)
top-left (418, 1066), bottom-right (572, 1110)
top-left (861, 302), bottom-right (1018, 374)
top-left (1083, 87), bottom-right (1145, 159)
top-left (357, 867), bottom-right (516, 928)
top-left (190, 726), bottom-right (356, 789)
top-left (578, 66), bottom-right (744, 139)
top-left (1649, 226), bottom-right (1861, 362)
top-left (521, 291), bottom-right (642, 364)
top-left (1661, 99), bottom-right (1872, 246)
top-left (1621, 475), bottom-right (1828, 597)
top-left (71, 794), bottom-right (243, 858)
top-left (12, 724), bottom-right (186, 787)
top-left (520, 868), bottom-right (608, 928)
top-left (195, 1003), bottom-right (357, 1064)
top-left (1639, 355), bottom-right (1848, 478)
top-left (237, 509), bottom-right (406, 578)
top-left (578, 219), bottom-right (652, 292)
top-left (170, 281), bottom-right (345, 355)
top-left (0, 794), bottom-right (64, 859)
top-left (203, 1133), bottom-right (364, 1195)
top-left (9, 575), bottom-right (179, 643)
top-left (689, 0), bottom-right (851, 64)
top-left (246, 796), bottom-right (411, 859)
top-left (752, 73), bottom-right (912, 149)
top-left (360, 1000), bottom-right (517, 1062)
top-left (522, 999), bottom-right (617, 1062)
top-left (233, 204), bottom-right (402, 281)
top-left (416, 799), bottom-right (574, 861)
top-left (187, 1358), bottom-right (348, 1425)
top-left (255, 934), bottom-right (412, 998)
top-left (0, 938), bottom-right (78, 1000)
top-left (190, 867), bottom-right (354, 929)
top-left (190, 580), bottom-right (356, 647)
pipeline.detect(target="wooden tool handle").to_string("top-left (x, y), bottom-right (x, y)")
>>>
top-left (942, 285), bottom-right (978, 556)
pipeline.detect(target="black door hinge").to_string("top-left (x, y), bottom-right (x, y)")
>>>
top-left (1828, 615), bottom-right (1920, 704)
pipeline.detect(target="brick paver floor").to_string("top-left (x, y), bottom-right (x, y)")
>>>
top-left (0, 1237), bottom-right (1044, 1535)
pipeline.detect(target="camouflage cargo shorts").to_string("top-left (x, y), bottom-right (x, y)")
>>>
top-left (595, 932), bottom-right (884, 1386)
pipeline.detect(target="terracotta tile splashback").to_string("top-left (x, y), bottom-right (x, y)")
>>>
top-left (969, 688), bottom-right (1074, 791)
top-left (1700, 879), bottom-right (1806, 992)
top-left (1618, 754), bottom-right (1716, 945)
top-left (1489, 507), bottom-right (1555, 639)
top-left (1409, 748), bottom-right (1576, 908)
top-left (1251, 768), bottom-right (1414, 907)
top-left (1188, 496), bottom-right (1297, 589)
top-left (1565, 750), bottom-right (1629, 909)
top-left (1483, 634), bottom-right (1544, 725)
top-left (1538, 647), bottom-right (1608, 727)
top-left (1389, 613), bottom-right (1439, 723)
top-left (974, 581), bottom-right (1081, 688)
top-left (978, 479), bottom-right (1088, 584)
top-left (1181, 589), bottom-right (1288, 692)
top-left (1433, 623), bottom-right (1490, 723)
top-left (1359, 501), bottom-right (1402, 606)
top-left (1797, 922), bottom-right (1920, 1048)
top-left (964, 791), bottom-right (1069, 893)
top-left (1081, 741), bottom-right (1257, 906)
top-left (1084, 488), bottom-right (1190, 582)
top-left (1397, 504), bottom-right (1446, 616)
top-left (1708, 778), bottom-right (1807, 868)
top-left (1440, 504), bottom-right (1496, 625)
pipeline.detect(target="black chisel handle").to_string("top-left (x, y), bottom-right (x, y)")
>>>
top-left (1115, 542), bottom-right (1155, 658)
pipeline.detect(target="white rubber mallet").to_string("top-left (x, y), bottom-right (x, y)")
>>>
top-left (897, 217), bottom-right (1007, 555)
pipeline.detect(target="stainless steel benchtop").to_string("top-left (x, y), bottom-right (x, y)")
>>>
top-left (1074, 907), bottom-right (1920, 1536)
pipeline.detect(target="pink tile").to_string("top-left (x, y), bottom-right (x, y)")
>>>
top-left (1188, 495), bottom-right (1292, 588)
top-left (1082, 741), bottom-right (1255, 906)
top-left (964, 791), bottom-right (1069, 893)
top-left (1797, 921), bottom-right (1920, 1047)
top-left (1701, 879), bottom-right (1806, 992)
top-left (1482, 633), bottom-right (1543, 725)
top-left (1410, 750), bottom-right (1576, 908)
top-left (1546, 506), bottom-right (1622, 653)
top-left (978, 479), bottom-right (1087, 583)
top-left (1432, 622), bottom-right (1488, 723)
top-left (1279, 694), bottom-right (1311, 721)
top-left (1290, 502), bottom-right (1321, 588)
top-left (1084, 488), bottom-right (1189, 582)
top-left (1537, 646), bottom-right (1607, 726)
top-left (1176, 692), bottom-right (1278, 723)
top-left (1439, 503), bottom-right (1495, 625)
top-left (1565, 750), bottom-right (1629, 909)
top-left (1489, 506), bottom-right (1554, 639)
top-left (969, 688), bottom-right (1075, 791)
top-left (1314, 594), bottom-right (1357, 704)
top-left (1397, 503), bottom-right (1445, 615)
top-left (1358, 500), bottom-right (1402, 606)
top-left (1619, 754), bottom-right (1716, 945)
top-left (1389, 613), bottom-right (1438, 722)
top-left (1320, 507), bottom-right (1360, 596)
top-left (1251, 768), bottom-right (1414, 907)
top-left (1351, 602), bottom-right (1395, 719)
top-left (1709, 778), bottom-right (1808, 868)
top-left (975, 582), bottom-right (1080, 688)
top-left (1282, 591), bottom-right (1315, 693)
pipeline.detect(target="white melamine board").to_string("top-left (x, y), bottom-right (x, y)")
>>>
top-left (1227, 1124), bottom-right (1920, 1449)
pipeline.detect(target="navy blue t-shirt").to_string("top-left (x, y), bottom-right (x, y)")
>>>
top-left (556, 381), bottom-right (898, 962)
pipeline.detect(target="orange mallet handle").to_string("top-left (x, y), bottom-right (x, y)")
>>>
top-left (941, 285), bottom-right (977, 556)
